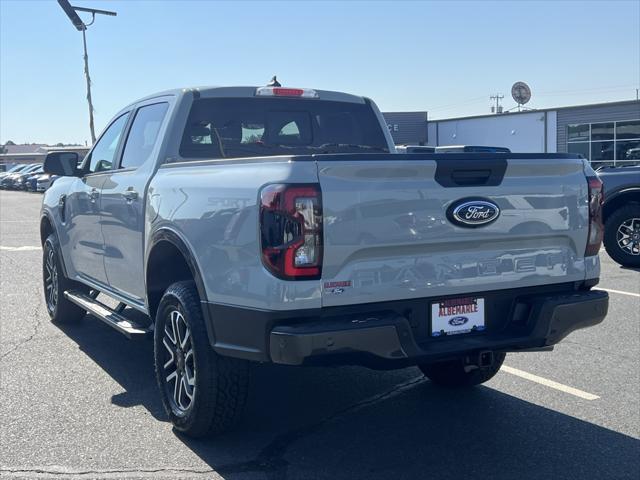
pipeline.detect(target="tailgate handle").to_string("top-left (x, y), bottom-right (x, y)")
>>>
top-left (451, 169), bottom-right (492, 186)
top-left (434, 159), bottom-right (507, 188)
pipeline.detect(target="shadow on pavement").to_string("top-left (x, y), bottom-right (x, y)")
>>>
top-left (57, 317), bottom-right (640, 480)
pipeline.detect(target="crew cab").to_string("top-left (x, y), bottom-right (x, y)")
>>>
top-left (41, 85), bottom-right (609, 437)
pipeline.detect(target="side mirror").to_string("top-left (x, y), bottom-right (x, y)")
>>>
top-left (43, 151), bottom-right (80, 176)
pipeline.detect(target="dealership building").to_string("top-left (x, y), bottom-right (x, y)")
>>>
top-left (383, 99), bottom-right (640, 169)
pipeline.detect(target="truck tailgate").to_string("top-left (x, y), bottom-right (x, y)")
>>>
top-left (317, 155), bottom-right (590, 307)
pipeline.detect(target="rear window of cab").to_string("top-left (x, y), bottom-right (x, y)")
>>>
top-left (179, 97), bottom-right (389, 159)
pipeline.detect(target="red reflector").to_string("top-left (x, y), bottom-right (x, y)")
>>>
top-left (272, 87), bottom-right (304, 97)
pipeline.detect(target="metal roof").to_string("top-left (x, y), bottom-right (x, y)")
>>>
top-left (430, 99), bottom-right (639, 123)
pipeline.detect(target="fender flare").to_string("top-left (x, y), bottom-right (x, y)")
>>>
top-left (40, 211), bottom-right (70, 278)
top-left (145, 227), bottom-right (209, 307)
top-left (605, 186), bottom-right (640, 204)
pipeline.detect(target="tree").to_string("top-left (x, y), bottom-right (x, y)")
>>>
top-left (4, 140), bottom-right (15, 145)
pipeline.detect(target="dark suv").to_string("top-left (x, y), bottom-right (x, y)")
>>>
top-left (598, 165), bottom-right (640, 267)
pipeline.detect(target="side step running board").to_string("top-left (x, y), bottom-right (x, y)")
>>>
top-left (64, 290), bottom-right (151, 340)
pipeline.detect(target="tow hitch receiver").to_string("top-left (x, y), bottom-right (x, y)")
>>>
top-left (478, 350), bottom-right (494, 368)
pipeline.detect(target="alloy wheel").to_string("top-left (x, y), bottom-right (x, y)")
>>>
top-left (616, 218), bottom-right (640, 256)
top-left (44, 246), bottom-right (58, 312)
top-left (162, 309), bottom-right (196, 414)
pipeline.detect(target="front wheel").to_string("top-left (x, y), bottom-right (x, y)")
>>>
top-left (419, 352), bottom-right (506, 388)
top-left (154, 281), bottom-right (250, 438)
top-left (43, 234), bottom-right (87, 324)
top-left (603, 205), bottom-right (640, 267)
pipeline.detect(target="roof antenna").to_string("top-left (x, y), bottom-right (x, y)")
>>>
top-left (267, 75), bottom-right (281, 87)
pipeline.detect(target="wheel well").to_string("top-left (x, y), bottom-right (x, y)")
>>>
top-left (40, 215), bottom-right (54, 245)
top-left (146, 240), bottom-right (196, 320)
top-left (604, 191), bottom-right (640, 223)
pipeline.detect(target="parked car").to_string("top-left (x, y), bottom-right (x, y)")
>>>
top-left (25, 173), bottom-right (39, 192)
top-left (598, 165), bottom-right (640, 267)
top-left (25, 171), bottom-right (50, 192)
top-left (36, 173), bottom-right (58, 192)
top-left (0, 163), bottom-right (31, 182)
top-left (436, 145), bottom-right (512, 153)
top-left (41, 84), bottom-right (608, 438)
top-left (0, 163), bottom-right (41, 189)
top-left (12, 166), bottom-right (43, 190)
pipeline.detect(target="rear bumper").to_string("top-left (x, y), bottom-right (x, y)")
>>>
top-left (204, 283), bottom-right (608, 367)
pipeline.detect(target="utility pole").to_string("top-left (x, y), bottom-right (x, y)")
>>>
top-left (57, 0), bottom-right (116, 145)
top-left (81, 28), bottom-right (95, 143)
top-left (490, 94), bottom-right (504, 114)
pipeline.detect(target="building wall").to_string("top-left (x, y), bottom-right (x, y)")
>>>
top-left (556, 101), bottom-right (640, 152)
top-left (382, 112), bottom-right (428, 145)
top-left (429, 111), bottom-right (556, 153)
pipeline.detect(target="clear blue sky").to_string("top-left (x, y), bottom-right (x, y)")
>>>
top-left (1, 0), bottom-right (639, 145)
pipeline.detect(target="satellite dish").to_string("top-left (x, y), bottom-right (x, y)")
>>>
top-left (511, 81), bottom-right (531, 105)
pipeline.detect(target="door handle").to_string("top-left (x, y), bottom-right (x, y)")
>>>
top-left (123, 188), bottom-right (139, 202)
top-left (89, 188), bottom-right (99, 203)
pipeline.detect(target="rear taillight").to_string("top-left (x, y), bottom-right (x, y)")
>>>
top-left (260, 184), bottom-right (323, 280)
top-left (585, 175), bottom-right (604, 257)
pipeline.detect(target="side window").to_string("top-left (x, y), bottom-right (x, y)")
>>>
top-left (87, 113), bottom-right (129, 173)
top-left (120, 103), bottom-right (169, 169)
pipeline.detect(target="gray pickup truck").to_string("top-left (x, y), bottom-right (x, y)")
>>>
top-left (41, 85), bottom-right (609, 437)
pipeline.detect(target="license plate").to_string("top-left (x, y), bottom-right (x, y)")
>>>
top-left (431, 297), bottom-right (485, 337)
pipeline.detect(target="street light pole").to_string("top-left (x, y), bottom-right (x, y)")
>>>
top-left (57, 0), bottom-right (116, 145)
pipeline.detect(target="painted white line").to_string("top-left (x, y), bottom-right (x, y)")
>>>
top-left (502, 365), bottom-right (600, 400)
top-left (0, 246), bottom-right (42, 252)
top-left (596, 288), bottom-right (640, 298)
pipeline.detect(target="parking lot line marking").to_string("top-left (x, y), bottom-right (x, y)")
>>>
top-left (0, 246), bottom-right (42, 251)
top-left (502, 365), bottom-right (600, 400)
top-left (597, 288), bottom-right (640, 298)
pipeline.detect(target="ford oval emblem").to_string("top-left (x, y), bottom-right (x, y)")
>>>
top-left (449, 316), bottom-right (469, 326)
top-left (448, 199), bottom-right (500, 228)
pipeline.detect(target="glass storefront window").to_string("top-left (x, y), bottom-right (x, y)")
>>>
top-left (617, 140), bottom-right (640, 161)
top-left (591, 141), bottom-right (615, 161)
top-left (591, 122), bottom-right (614, 141)
top-left (567, 124), bottom-right (589, 142)
top-left (567, 142), bottom-right (589, 159)
top-left (566, 119), bottom-right (640, 166)
top-left (616, 120), bottom-right (640, 140)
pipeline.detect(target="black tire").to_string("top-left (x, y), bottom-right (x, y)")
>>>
top-left (603, 204), bottom-right (640, 268)
top-left (43, 234), bottom-right (87, 324)
top-left (154, 281), bottom-right (249, 438)
top-left (419, 352), bottom-right (506, 388)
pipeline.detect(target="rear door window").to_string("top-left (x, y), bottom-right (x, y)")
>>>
top-left (120, 102), bottom-right (169, 169)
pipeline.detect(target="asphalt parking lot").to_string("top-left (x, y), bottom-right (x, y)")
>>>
top-left (0, 190), bottom-right (638, 480)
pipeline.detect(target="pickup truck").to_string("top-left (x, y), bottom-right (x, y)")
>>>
top-left (41, 85), bottom-right (609, 437)
top-left (597, 165), bottom-right (640, 267)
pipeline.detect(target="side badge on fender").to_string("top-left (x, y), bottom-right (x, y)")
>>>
top-left (447, 198), bottom-right (500, 228)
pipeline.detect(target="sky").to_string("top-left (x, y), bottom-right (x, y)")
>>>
top-left (1, 0), bottom-right (639, 146)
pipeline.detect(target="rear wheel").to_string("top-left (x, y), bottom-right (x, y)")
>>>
top-left (43, 234), bottom-right (87, 324)
top-left (604, 205), bottom-right (640, 267)
top-left (419, 352), bottom-right (506, 388)
top-left (154, 281), bottom-right (249, 438)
